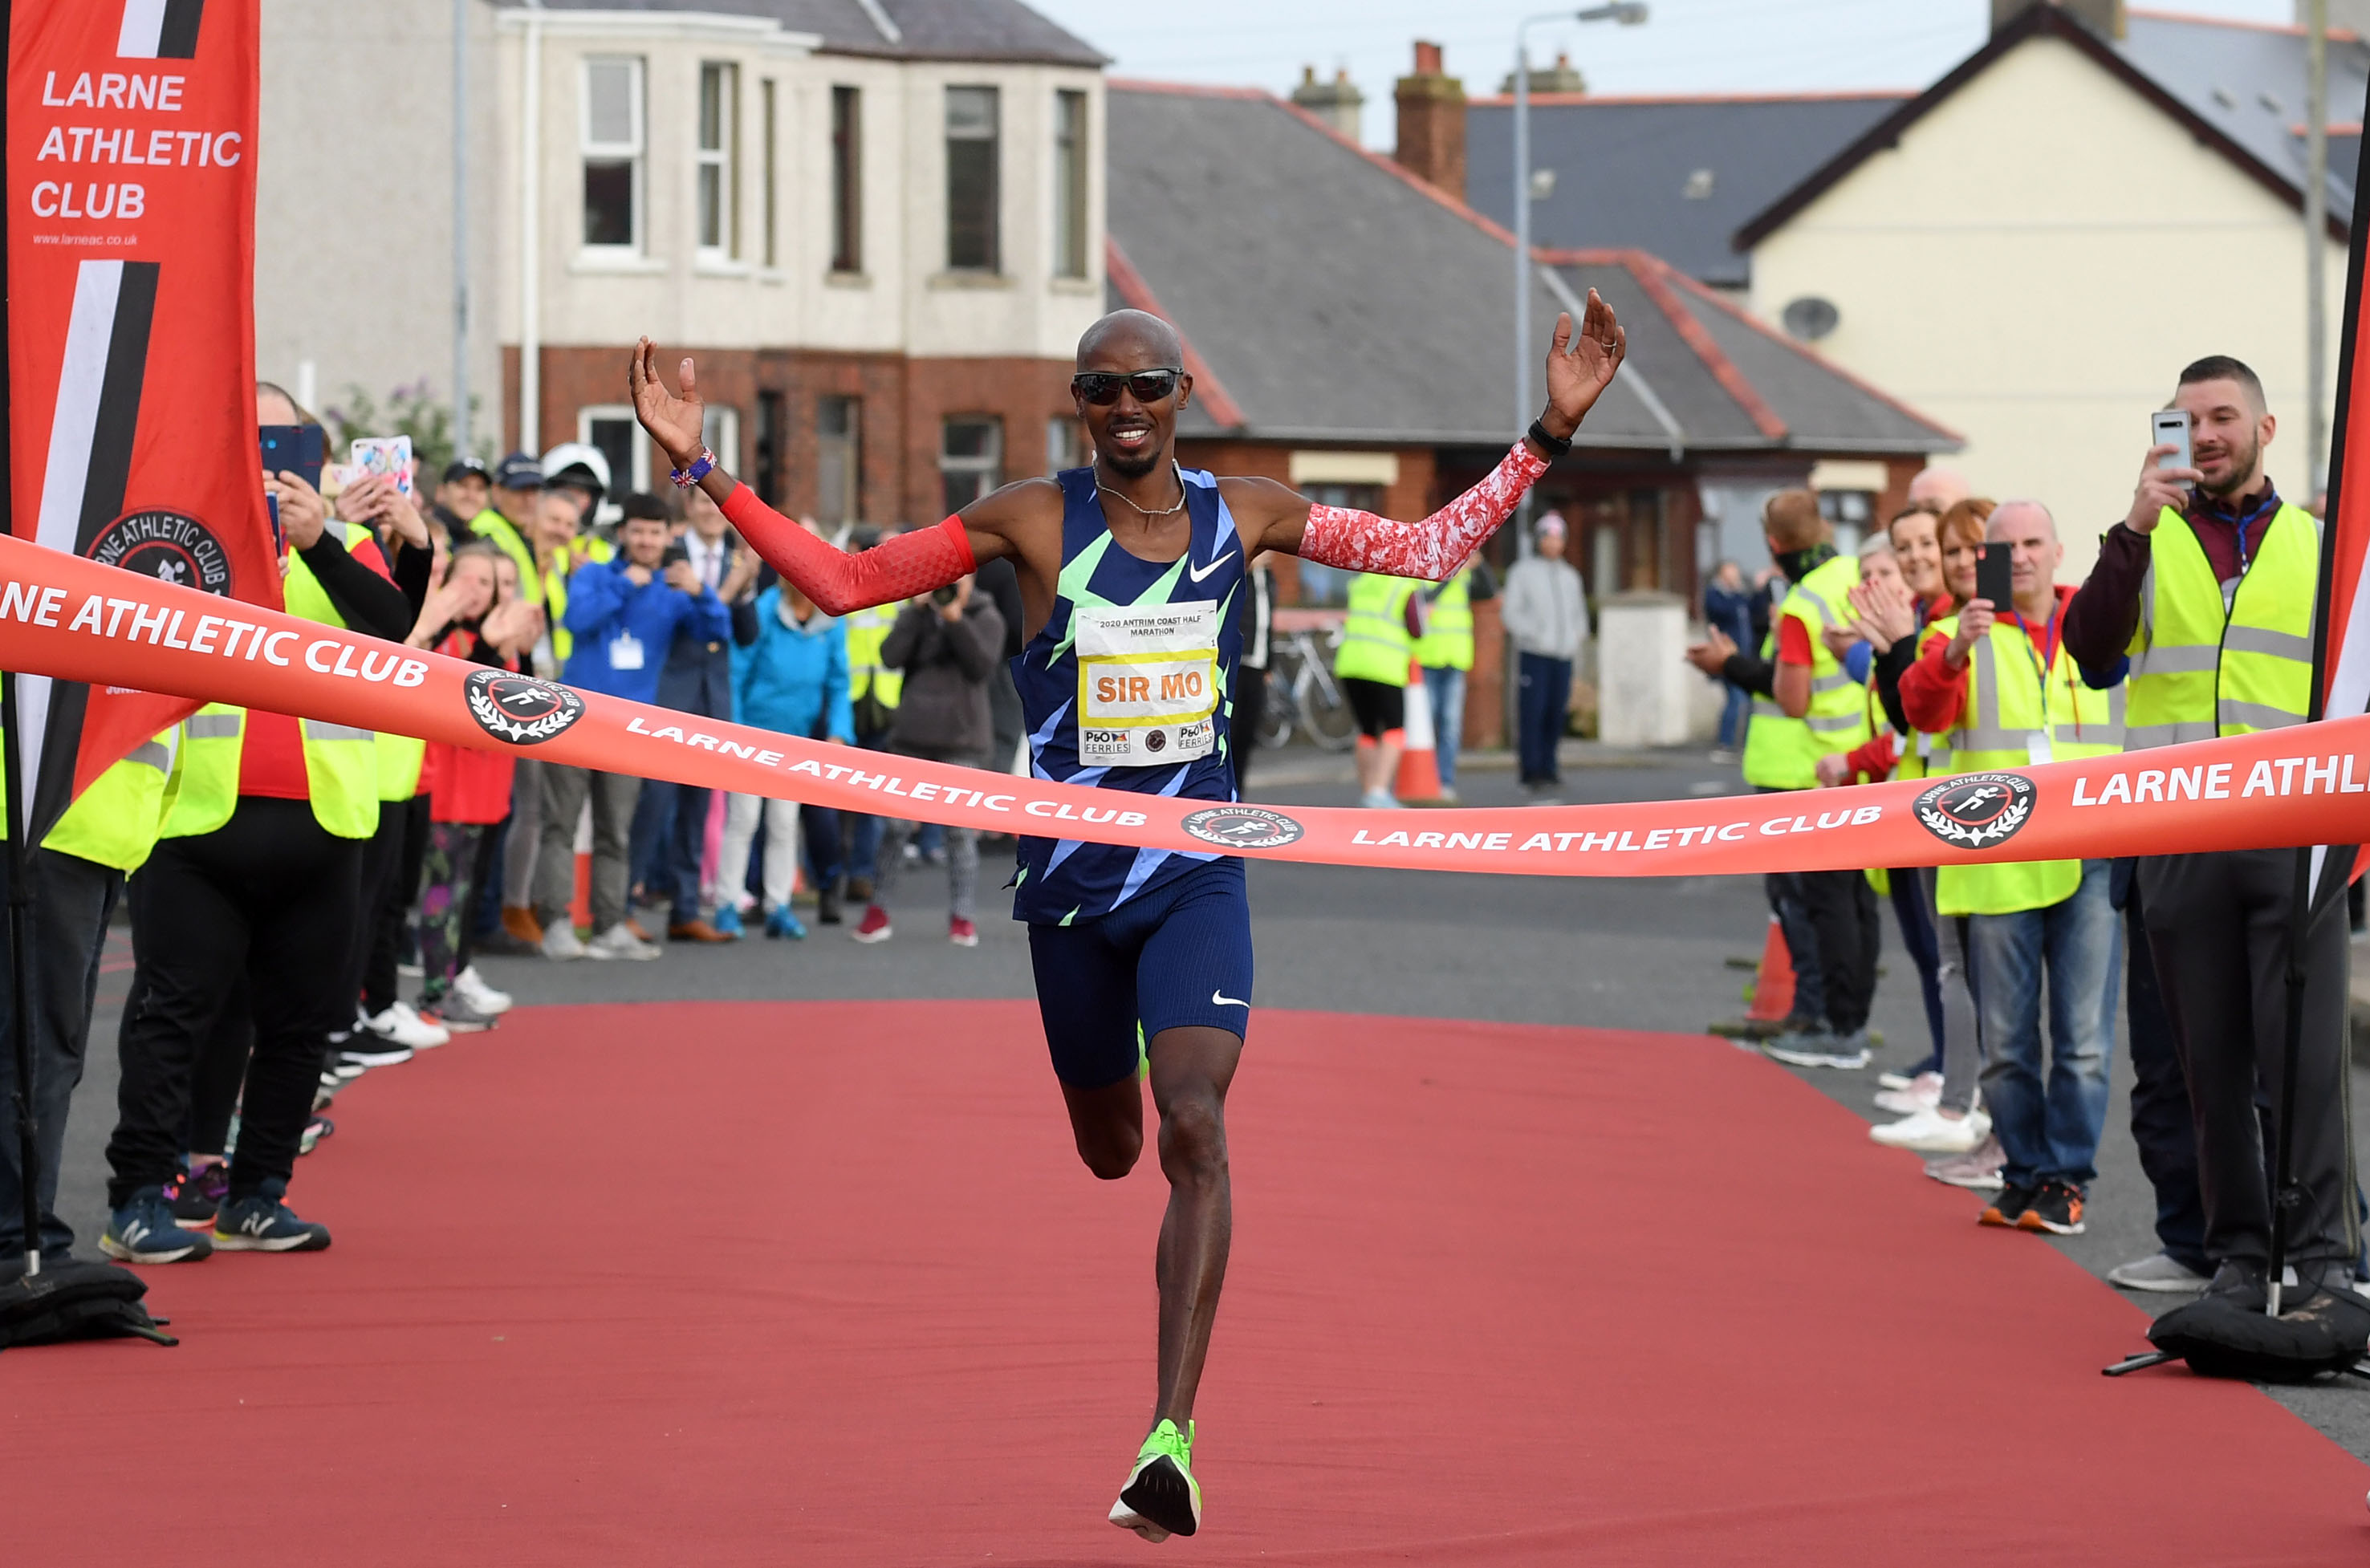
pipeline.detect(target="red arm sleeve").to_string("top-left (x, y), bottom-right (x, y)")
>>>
top-left (1298, 441), bottom-right (1548, 581)
top-left (1898, 629), bottom-right (1969, 735)
top-left (722, 485), bottom-right (975, 616)
top-left (1843, 730), bottom-right (1897, 783)
top-left (1775, 616), bottom-right (1813, 666)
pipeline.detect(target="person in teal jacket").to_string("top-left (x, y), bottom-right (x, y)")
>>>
top-left (715, 582), bottom-right (856, 937)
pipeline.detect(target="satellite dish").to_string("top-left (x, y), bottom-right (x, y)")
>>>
top-left (1781, 295), bottom-right (1839, 342)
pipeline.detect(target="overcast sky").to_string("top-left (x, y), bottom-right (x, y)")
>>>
top-left (1024, 0), bottom-right (2297, 147)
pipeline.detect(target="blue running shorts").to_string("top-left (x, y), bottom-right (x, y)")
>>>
top-left (1026, 857), bottom-right (1254, 1088)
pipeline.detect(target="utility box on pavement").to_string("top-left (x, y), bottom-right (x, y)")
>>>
top-left (1596, 591), bottom-right (1692, 748)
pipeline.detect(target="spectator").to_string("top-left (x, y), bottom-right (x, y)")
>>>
top-left (533, 497), bottom-right (730, 962)
top-left (632, 489), bottom-right (761, 943)
top-left (1685, 490), bottom-right (1875, 1063)
top-left (1503, 513), bottom-right (1588, 800)
top-left (1902, 500), bottom-right (2123, 1237)
top-left (835, 527), bottom-right (906, 923)
top-left (429, 457), bottom-right (490, 539)
top-left (1234, 552), bottom-right (1276, 787)
top-left (540, 441), bottom-right (612, 526)
top-left (975, 554), bottom-right (1027, 774)
top-left (1334, 571), bottom-right (1421, 809)
top-left (409, 543), bottom-right (536, 1030)
top-left (1701, 559), bottom-right (1754, 754)
top-left (1905, 465), bottom-right (1970, 513)
top-left (853, 577), bottom-right (1006, 946)
top-left (474, 452), bottom-right (547, 613)
top-left (1413, 558), bottom-right (1496, 802)
top-left (719, 555), bottom-right (855, 940)
top-left (2064, 355), bottom-right (2349, 1305)
top-left (100, 382), bottom-right (412, 1264)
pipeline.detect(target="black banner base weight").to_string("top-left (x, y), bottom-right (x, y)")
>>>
top-left (0, 1258), bottom-right (175, 1350)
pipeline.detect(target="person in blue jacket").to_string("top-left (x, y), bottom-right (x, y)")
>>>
top-left (531, 502), bottom-right (732, 961)
top-left (715, 569), bottom-right (856, 938)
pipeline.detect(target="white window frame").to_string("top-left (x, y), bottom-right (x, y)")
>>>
top-left (760, 77), bottom-right (778, 270)
top-left (703, 405), bottom-right (742, 475)
top-left (579, 56), bottom-right (646, 256)
top-left (697, 61), bottom-right (739, 260)
top-left (1053, 88), bottom-right (1088, 280)
top-left (944, 85), bottom-right (1001, 274)
top-left (940, 416), bottom-right (1002, 511)
top-left (578, 405), bottom-right (650, 525)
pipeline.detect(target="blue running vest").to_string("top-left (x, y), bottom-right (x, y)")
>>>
top-left (1011, 465), bottom-right (1246, 924)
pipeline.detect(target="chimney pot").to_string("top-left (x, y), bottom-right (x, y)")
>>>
top-left (1413, 39), bottom-right (1444, 76)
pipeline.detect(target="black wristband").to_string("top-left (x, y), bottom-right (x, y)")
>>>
top-left (1527, 419), bottom-right (1572, 458)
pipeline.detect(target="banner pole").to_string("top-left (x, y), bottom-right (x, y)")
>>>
top-left (0, 0), bottom-right (37, 1279)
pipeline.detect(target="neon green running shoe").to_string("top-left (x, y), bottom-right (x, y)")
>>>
top-left (1108, 1418), bottom-right (1201, 1541)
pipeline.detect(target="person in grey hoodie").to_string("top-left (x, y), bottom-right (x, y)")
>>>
top-left (850, 576), bottom-right (1006, 947)
top-left (1500, 512), bottom-right (1590, 795)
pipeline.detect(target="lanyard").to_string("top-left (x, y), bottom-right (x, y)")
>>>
top-left (2220, 494), bottom-right (2279, 577)
top-left (2006, 600), bottom-right (2062, 729)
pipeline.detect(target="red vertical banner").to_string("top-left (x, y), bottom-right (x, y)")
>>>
top-left (6, 0), bottom-right (273, 835)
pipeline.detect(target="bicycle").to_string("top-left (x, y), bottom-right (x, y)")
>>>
top-left (1257, 626), bottom-right (1357, 754)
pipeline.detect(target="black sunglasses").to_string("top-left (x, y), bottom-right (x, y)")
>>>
top-left (1071, 368), bottom-right (1183, 406)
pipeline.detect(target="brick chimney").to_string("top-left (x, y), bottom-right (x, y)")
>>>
top-left (1394, 41), bottom-right (1466, 199)
top-left (1291, 64), bottom-right (1365, 143)
top-left (1990, 0), bottom-right (2125, 39)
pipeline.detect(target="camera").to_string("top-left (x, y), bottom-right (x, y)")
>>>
top-left (932, 583), bottom-right (961, 607)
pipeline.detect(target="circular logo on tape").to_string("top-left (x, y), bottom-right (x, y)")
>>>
top-left (465, 669), bottom-right (586, 746)
top-left (1180, 805), bottom-right (1307, 851)
top-left (86, 510), bottom-right (232, 595)
top-left (1913, 770), bottom-right (2036, 850)
top-left (1145, 727), bottom-right (1168, 754)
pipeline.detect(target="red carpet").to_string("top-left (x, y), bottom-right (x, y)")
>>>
top-left (5, 1001), bottom-right (2367, 1565)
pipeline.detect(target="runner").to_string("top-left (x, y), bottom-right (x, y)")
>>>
top-left (627, 295), bottom-right (1628, 1541)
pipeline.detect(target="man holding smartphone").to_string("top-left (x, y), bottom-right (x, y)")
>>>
top-left (2060, 356), bottom-right (2354, 1308)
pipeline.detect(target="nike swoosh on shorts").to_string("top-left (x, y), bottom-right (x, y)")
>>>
top-left (1211, 989), bottom-right (1249, 1009)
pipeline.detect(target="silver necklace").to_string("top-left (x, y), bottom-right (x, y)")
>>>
top-left (1096, 460), bottom-right (1189, 518)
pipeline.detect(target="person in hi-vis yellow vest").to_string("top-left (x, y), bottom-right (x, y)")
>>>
top-left (1685, 489), bottom-right (1877, 1071)
top-left (98, 384), bottom-right (420, 1269)
top-left (2059, 354), bottom-right (2356, 1299)
top-left (1335, 572), bottom-right (1421, 809)
top-left (1902, 501), bottom-right (2123, 1240)
top-left (1413, 559), bottom-right (1495, 802)
top-left (0, 721), bottom-right (183, 1266)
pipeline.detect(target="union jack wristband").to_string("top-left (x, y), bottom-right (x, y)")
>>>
top-left (669, 446), bottom-right (718, 488)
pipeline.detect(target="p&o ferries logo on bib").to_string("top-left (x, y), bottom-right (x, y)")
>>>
top-left (1913, 771), bottom-right (2035, 850)
top-left (1181, 805), bottom-right (1306, 851)
top-left (465, 669), bottom-right (586, 745)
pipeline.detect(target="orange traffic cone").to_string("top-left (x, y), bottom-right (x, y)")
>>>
top-left (1393, 660), bottom-right (1445, 804)
top-left (571, 798), bottom-right (594, 931)
top-left (1746, 914), bottom-right (1798, 1024)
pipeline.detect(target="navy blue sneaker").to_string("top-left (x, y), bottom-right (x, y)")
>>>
top-left (100, 1186), bottom-right (215, 1264)
top-left (212, 1179), bottom-right (332, 1253)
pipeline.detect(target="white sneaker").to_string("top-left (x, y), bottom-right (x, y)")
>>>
top-left (366, 1000), bottom-right (450, 1050)
top-left (541, 922), bottom-right (587, 961)
top-left (1870, 1105), bottom-right (1984, 1153)
top-left (452, 965), bottom-right (514, 1016)
top-left (584, 922), bottom-right (662, 961)
top-left (1872, 1071), bottom-right (1943, 1115)
top-left (1359, 790), bottom-right (1405, 809)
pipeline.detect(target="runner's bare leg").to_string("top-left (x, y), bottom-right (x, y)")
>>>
top-left (1147, 1026), bottom-right (1241, 1428)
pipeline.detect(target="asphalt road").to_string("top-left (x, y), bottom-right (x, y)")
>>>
top-left (46, 739), bottom-right (2370, 1461)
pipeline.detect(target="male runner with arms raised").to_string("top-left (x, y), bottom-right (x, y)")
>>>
top-left (629, 295), bottom-right (1626, 1541)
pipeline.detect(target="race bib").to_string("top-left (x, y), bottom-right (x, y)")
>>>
top-left (1076, 601), bottom-right (1222, 766)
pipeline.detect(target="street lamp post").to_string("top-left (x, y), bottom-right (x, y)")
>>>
top-left (1513, 3), bottom-right (1646, 440)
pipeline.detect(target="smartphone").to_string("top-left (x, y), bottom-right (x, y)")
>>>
top-left (660, 538), bottom-right (691, 570)
top-left (1974, 542), bottom-right (2014, 610)
top-left (349, 434), bottom-right (414, 498)
top-left (259, 424), bottom-right (325, 493)
top-left (2152, 408), bottom-right (2193, 473)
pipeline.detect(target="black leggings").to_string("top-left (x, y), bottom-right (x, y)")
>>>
top-left (107, 797), bottom-right (364, 1207)
top-left (1340, 676), bottom-right (1404, 739)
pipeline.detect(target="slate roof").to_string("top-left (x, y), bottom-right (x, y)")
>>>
top-left (1739, 6), bottom-right (2366, 250)
top-left (1104, 82), bottom-right (1957, 457)
top-left (492, 0), bottom-right (1104, 67)
top-left (1462, 94), bottom-right (1907, 289)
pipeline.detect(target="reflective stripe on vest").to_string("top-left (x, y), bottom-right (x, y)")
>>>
top-left (30, 729), bottom-right (179, 871)
top-left (846, 603), bottom-right (905, 709)
top-left (2124, 504), bottom-right (2318, 750)
top-left (1334, 574), bottom-right (1415, 687)
top-left (1413, 568), bottom-right (1475, 672)
top-left (1933, 616), bottom-right (2124, 916)
top-left (162, 702), bottom-right (378, 839)
top-left (1742, 553), bottom-right (1869, 790)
